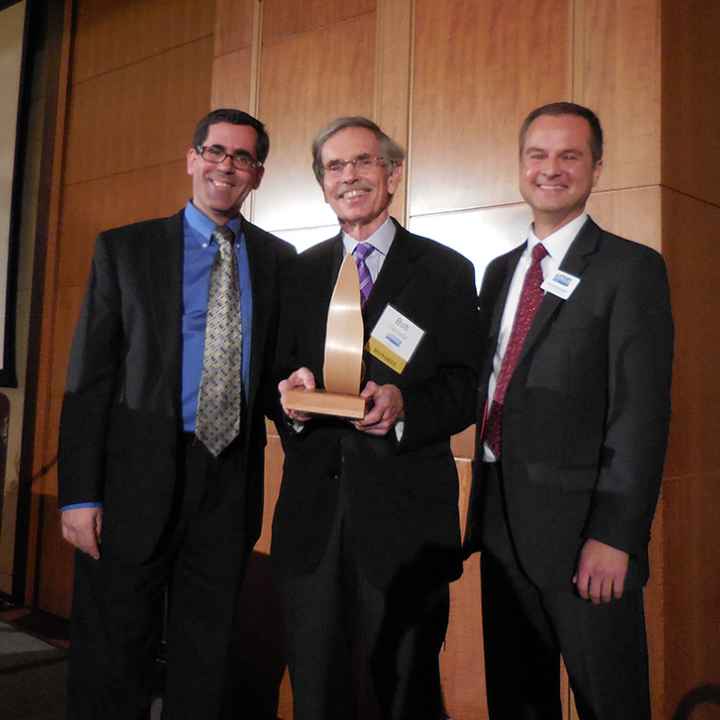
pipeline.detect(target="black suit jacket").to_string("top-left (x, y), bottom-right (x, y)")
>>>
top-left (271, 220), bottom-right (479, 589)
top-left (465, 217), bottom-right (673, 589)
top-left (58, 210), bottom-right (295, 564)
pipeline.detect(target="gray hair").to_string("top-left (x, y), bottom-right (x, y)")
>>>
top-left (311, 116), bottom-right (405, 184)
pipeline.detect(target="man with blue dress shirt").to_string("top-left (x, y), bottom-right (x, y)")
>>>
top-left (58, 108), bottom-right (294, 720)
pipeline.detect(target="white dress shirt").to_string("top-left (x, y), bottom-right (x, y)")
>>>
top-left (483, 213), bottom-right (589, 462)
top-left (341, 216), bottom-right (396, 279)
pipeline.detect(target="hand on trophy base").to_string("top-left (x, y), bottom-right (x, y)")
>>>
top-left (280, 367), bottom-right (368, 421)
top-left (351, 381), bottom-right (404, 436)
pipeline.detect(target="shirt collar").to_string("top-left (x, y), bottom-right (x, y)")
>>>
top-left (184, 200), bottom-right (243, 245)
top-left (527, 212), bottom-right (588, 261)
top-left (342, 216), bottom-right (396, 257)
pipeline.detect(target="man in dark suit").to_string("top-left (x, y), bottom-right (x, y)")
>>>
top-left (464, 102), bottom-right (673, 719)
top-left (273, 117), bottom-right (478, 719)
top-left (58, 108), bottom-right (294, 720)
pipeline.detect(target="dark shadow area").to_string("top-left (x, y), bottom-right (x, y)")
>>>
top-left (0, 616), bottom-right (67, 720)
top-left (0, 657), bottom-right (66, 720)
top-left (672, 684), bottom-right (720, 720)
top-left (370, 545), bottom-right (456, 720)
top-left (224, 550), bottom-right (288, 720)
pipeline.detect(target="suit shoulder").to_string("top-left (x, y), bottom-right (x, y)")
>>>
top-left (592, 227), bottom-right (667, 277)
top-left (296, 235), bottom-right (339, 264)
top-left (243, 219), bottom-right (296, 258)
top-left (98, 213), bottom-right (180, 244)
top-left (402, 229), bottom-right (474, 272)
top-left (596, 227), bottom-right (661, 259)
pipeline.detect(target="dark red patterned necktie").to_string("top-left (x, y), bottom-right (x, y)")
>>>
top-left (485, 242), bottom-right (548, 457)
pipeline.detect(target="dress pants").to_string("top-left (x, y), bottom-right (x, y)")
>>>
top-left (479, 462), bottom-right (651, 720)
top-left (277, 478), bottom-right (449, 720)
top-left (66, 436), bottom-right (250, 720)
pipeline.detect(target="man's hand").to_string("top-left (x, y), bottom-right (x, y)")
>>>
top-left (61, 506), bottom-right (103, 560)
top-left (573, 538), bottom-right (629, 604)
top-left (279, 367), bottom-right (316, 423)
top-left (352, 381), bottom-right (403, 436)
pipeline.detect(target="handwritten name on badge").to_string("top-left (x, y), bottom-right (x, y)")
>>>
top-left (367, 305), bottom-right (425, 373)
top-left (541, 270), bottom-right (581, 300)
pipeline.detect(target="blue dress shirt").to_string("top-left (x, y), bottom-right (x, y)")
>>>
top-left (181, 201), bottom-right (253, 431)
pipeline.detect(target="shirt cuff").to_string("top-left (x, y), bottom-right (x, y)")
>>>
top-left (60, 502), bottom-right (103, 511)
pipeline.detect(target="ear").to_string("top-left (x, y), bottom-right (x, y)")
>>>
top-left (321, 177), bottom-right (332, 205)
top-left (592, 158), bottom-right (603, 187)
top-left (252, 165), bottom-right (265, 190)
top-left (186, 146), bottom-right (198, 176)
top-left (387, 162), bottom-right (403, 196)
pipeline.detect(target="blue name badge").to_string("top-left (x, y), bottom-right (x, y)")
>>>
top-left (541, 271), bottom-right (581, 300)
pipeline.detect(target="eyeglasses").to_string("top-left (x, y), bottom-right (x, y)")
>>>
top-left (323, 154), bottom-right (387, 177)
top-left (196, 144), bottom-right (262, 171)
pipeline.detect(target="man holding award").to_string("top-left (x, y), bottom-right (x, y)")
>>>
top-left (273, 116), bottom-right (478, 720)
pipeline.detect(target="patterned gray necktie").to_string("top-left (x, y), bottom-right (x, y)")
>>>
top-left (195, 225), bottom-right (242, 456)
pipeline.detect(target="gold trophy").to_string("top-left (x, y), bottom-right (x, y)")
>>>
top-left (283, 254), bottom-right (368, 419)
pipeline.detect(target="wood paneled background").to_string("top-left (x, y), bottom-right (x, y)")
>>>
top-left (16, 1), bottom-right (719, 719)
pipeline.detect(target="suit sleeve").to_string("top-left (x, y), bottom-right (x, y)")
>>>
top-left (58, 234), bottom-right (122, 507)
top-left (399, 255), bottom-right (480, 451)
top-left (584, 249), bottom-right (674, 555)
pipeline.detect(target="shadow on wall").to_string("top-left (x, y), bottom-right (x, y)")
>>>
top-left (672, 684), bottom-right (720, 720)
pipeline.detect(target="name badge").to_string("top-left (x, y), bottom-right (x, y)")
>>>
top-left (367, 305), bottom-right (425, 373)
top-left (542, 270), bottom-right (581, 300)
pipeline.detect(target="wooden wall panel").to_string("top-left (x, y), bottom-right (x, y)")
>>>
top-left (410, 0), bottom-right (571, 216)
top-left (211, 48), bottom-right (252, 111)
top-left (441, 460), bottom-right (488, 719)
top-left (49, 285), bottom-right (85, 412)
top-left (662, 0), bottom-right (720, 207)
top-left (59, 160), bottom-right (191, 289)
top-left (36, 496), bottom-right (74, 617)
top-left (374, 0), bottom-right (413, 224)
top-left (662, 189), bottom-right (720, 715)
top-left (662, 191), bottom-right (720, 479)
top-left (64, 36), bottom-right (214, 185)
top-left (409, 203), bottom-right (530, 289)
top-left (214, 0), bottom-right (255, 55)
top-left (262, 0), bottom-right (375, 42)
top-left (255, 12), bottom-right (376, 232)
top-left (73, 0), bottom-right (214, 83)
top-left (574, 0), bottom-right (661, 191)
top-left (586, 186), bottom-right (661, 252)
top-left (664, 471), bottom-right (720, 716)
top-left (32, 391), bottom-right (63, 498)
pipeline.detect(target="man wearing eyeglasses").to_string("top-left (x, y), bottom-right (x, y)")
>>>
top-left (273, 116), bottom-right (479, 720)
top-left (58, 108), bottom-right (294, 720)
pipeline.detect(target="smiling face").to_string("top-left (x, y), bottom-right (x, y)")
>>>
top-left (186, 122), bottom-right (264, 225)
top-left (320, 126), bottom-right (402, 240)
top-left (519, 113), bottom-right (602, 238)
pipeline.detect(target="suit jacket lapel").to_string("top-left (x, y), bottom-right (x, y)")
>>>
top-left (243, 219), bottom-right (273, 416)
top-left (517, 216), bottom-right (600, 368)
top-left (363, 219), bottom-right (416, 335)
top-left (487, 244), bottom-right (524, 343)
top-left (145, 211), bottom-right (184, 413)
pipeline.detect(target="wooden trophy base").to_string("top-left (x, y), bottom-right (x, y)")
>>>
top-left (284, 388), bottom-right (367, 420)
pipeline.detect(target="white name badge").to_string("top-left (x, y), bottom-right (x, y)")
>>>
top-left (542, 270), bottom-right (581, 300)
top-left (367, 305), bottom-right (425, 373)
